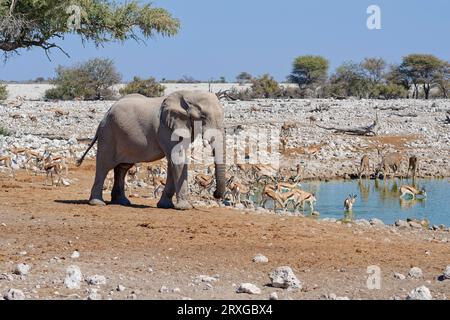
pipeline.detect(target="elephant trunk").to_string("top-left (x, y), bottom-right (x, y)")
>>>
top-left (213, 129), bottom-right (226, 199)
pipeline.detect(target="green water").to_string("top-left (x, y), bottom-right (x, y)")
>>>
top-left (253, 179), bottom-right (450, 226)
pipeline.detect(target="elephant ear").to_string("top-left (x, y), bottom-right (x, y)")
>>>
top-left (160, 92), bottom-right (192, 139)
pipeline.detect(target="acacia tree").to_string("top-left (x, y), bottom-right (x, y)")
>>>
top-left (435, 61), bottom-right (450, 98)
top-left (236, 72), bottom-right (252, 85)
top-left (361, 57), bottom-right (386, 83)
top-left (0, 0), bottom-right (180, 58)
top-left (329, 61), bottom-right (369, 98)
top-left (398, 54), bottom-right (445, 99)
top-left (289, 55), bottom-right (329, 95)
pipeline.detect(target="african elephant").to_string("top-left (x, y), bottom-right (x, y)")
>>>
top-left (76, 90), bottom-right (226, 210)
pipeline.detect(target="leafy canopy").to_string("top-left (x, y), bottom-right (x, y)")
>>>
top-left (45, 58), bottom-right (121, 100)
top-left (0, 0), bottom-right (180, 58)
top-left (119, 76), bottom-right (165, 97)
top-left (289, 55), bottom-right (329, 88)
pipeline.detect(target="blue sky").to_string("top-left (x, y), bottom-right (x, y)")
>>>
top-left (1, 0), bottom-right (449, 81)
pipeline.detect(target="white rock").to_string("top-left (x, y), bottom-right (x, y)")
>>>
top-left (409, 221), bottom-right (422, 229)
top-left (86, 275), bottom-right (106, 286)
top-left (408, 267), bottom-right (423, 279)
top-left (117, 285), bottom-right (126, 292)
top-left (335, 296), bottom-right (350, 300)
top-left (159, 286), bottom-right (169, 293)
top-left (0, 273), bottom-right (14, 281)
top-left (71, 251), bottom-right (80, 259)
top-left (269, 292), bottom-right (279, 300)
top-left (253, 254), bottom-right (269, 264)
top-left (407, 286), bottom-right (432, 300)
top-left (394, 272), bottom-right (406, 280)
top-left (4, 288), bottom-right (25, 300)
top-left (236, 283), bottom-right (261, 295)
top-left (442, 266), bottom-right (450, 280)
top-left (269, 266), bottom-right (301, 290)
top-left (64, 265), bottom-right (82, 289)
top-left (195, 275), bottom-right (218, 283)
top-left (68, 137), bottom-right (77, 145)
top-left (87, 288), bottom-right (102, 300)
top-left (355, 219), bottom-right (370, 227)
top-left (370, 218), bottom-right (385, 226)
top-left (14, 263), bottom-right (31, 276)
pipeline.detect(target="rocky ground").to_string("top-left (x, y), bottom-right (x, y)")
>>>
top-left (0, 165), bottom-right (449, 300)
top-left (1, 91), bottom-right (449, 179)
top-left (0, 86), bottom-right (449, 300)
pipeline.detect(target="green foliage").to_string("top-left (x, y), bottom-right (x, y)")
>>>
top-left (361, 57), bottom-right (387, 83)
top-left (236, 72), bottom-right (252, 84)
top-left (0, 0), bottom-right (180, 57)
top-left (251, 74), bottom-right (281, 98)
top-left (329, 62), bottom-right (370, 98)
top-left (372, 83), bottom-right (408, 99)
top-left (0, 83), bottom-right (7, 100)
top-left (162, 75), bottom-right (201, 84)
top-left (434, 61), bottom-right (450, 98)
top-left (289, 55), bottom-right (329, 89)
top-left (0, 125), bottom-right (10, 136)
top-left (398, 54), bottom-right (446, 99)
top-left (45, 58), bottom-right (121, 100)
top-left (119, 76), bottom-right (165, 97)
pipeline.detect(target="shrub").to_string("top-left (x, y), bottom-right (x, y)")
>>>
top-left (45, 58), bottom-right (121, 100)
top-left (119, 77), bottom-right (165, 97)
top-left (278, 86), bottom-right (303, 99)
top-left (0, 84), bottom-right (7, 100)
top-left (372, 83), bottom-right (408, 99)
top-left (251, 74), bottom-right (282, 98)
top-left (0, 126), bottom-right (11, 136)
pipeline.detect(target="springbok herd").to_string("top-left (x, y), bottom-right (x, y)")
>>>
top-left (0, 141), bottom-right (428, 215)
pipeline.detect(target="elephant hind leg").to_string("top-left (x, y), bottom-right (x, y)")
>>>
top-left (89, 166), bottom-right (111, 206)
top-left (111, 164), bottom-right (133, 206)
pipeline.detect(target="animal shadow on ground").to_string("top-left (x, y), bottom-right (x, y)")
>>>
top-left (54, 199), bottom-right (151, 209)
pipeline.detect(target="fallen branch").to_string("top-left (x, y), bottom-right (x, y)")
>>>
top-left (374, 105), bottom-right (407, 111)
top-left (216, 90), bottom-right (239, 101)
top-left (316, 118), bottom-right (379, 136)
top-left (444, 114), bottom-right (450, 125)
top-left (392, 113), bottom-right (418, 118)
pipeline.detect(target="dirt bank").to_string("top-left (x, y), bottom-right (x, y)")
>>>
top-left (1, 163), bottom-right (449, 300)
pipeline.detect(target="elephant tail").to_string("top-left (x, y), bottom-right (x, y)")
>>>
top-left (76, 129), bottom-right (99, 167)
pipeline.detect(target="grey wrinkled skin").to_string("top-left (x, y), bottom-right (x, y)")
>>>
top-left (78, 91), bottom-right (226, 210)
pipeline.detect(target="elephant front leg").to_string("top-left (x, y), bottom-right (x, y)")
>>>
top-left (171, 162), bottom-right (193, 211)
top-left (111, 164), bottom-right (132, 206)
top-left (157, 162), bottom-right (175, 209)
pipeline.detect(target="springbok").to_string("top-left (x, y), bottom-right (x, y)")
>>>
top-left (261, 184), bottom-right (288, 212)
top-left (290, 189), bottom-right (317, 213)
top-left (400, 185), bottom-right (427, 199)
top-left (195, 173), bottom-right (215, 196)
top-left (358, 155), bottom-right (370, 179)
top-left (378, 151), bottom-right (403, 178)
top-left (226, 176), bottom-right (252, 206)
top-left (407, 156), bottom-right (418, 179)
top-left (344, 194), bottom-right (357, 211)
top-left (43, 161), bottom-right (63, 186)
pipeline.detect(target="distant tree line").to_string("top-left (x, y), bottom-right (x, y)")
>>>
top-left (1, 54), bottom-right (448, 101)
top-left (284, 54), bottom-right (449, 100)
